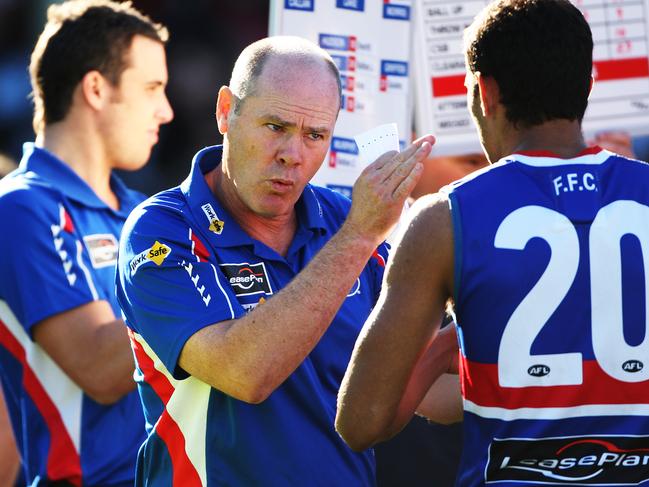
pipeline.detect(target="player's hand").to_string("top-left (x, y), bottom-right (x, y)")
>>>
top-left (437, 323), bottom-right (460, 374)
top-left (343, 135), bottom-right (435, 244)
top-left (588, 131), bottom-right (636, 159)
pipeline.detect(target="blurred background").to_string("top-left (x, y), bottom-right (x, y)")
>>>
top-left (0, 0), bottom-right (269, 193)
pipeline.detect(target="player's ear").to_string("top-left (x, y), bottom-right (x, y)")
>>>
top-left (216, 86), bottom-right (234, 135)
top-left (80, 70), bottom-right (109, 112)
top-left (477, 73), bottom-right (499, 117)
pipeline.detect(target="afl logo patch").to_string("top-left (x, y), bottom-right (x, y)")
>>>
top-left (622, 360), bottom-right (643, 373)
top-left (527, 364), bottom-right (550, 377)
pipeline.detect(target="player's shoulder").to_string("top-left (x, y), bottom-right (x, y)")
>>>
top-left (605, 150), bottom-right (649, 170)
top-left (122, 186), bottom-right (189, 241)
top-left (0, 168), bottom-right (62, 216)
top-left (409, 192), bottom-right (452, 233)
top-left (444, 158), bottom-right (511, 195)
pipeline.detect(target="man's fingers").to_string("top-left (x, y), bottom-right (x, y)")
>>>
top-left (370, 150), bottom-right (399, 172)
top-left (392, 162), bottom-right (423, 201)
top-left (382, 140), bottom-right (433, 184)
top-left (366, 134), bottom-right (435, 178)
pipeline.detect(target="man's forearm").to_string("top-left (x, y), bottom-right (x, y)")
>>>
top-left (179, 224), bottom-right (380, 403)
top-left (33, 302), bottom-right (137, 405)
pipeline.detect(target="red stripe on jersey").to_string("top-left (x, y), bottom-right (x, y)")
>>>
top-left (372, 249), bottom-right (386, 267)
top-left (513, 146), bottom-right (603, 158)
top-left (0, 320), bottom-right (82, 485)
top-left (462, 356), bottom-right (649, 409)
top-left (59, 205), bottom-right (75, 234)
top-left (190, 230), bottom-right (210, 262)
top-left (154, 411), bottom-right (203, 487)
top-left (129, 330), bottom-right (201, 484)
top-left (128, 329), bottom-right (174, 404)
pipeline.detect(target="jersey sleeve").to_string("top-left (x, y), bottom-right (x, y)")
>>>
top-left (116, 203), bottom-right (245, 379)
top-left (0, 187), bottom-right (99, 334)
top-left (368, 241), bottom-right (389, 305)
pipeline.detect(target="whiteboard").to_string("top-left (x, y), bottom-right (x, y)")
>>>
top-left (412, 0), bottom-right (649, 155)
top-left (270, 0), bottom-right (413, 196)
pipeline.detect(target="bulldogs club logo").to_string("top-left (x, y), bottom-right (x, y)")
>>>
top-left (219, 262), bottom-right (273, 297)
top-left (486, 436), bottom-right (649, 485)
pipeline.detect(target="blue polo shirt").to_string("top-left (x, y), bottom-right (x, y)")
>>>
top-left (0, 143), bottom-right (146, 486)
top-left (116, 145), bottom-right (386, 486)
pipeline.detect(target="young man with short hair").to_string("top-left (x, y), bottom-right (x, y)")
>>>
top-left (0, 1), bottom-right (173, 484)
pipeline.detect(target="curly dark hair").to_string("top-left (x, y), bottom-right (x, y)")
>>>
top-left (29, 0), bottom-right (168, 134)
top-left (464, 0), bottom-right (593, 128)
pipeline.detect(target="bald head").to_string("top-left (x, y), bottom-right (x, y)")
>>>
top-left (229, 36), bottom-right (342, 114)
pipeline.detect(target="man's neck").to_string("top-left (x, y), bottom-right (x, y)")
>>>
top-left (506, 119), bottom-right (588, 159)
top-left (38, 121), bottom-right (119, 210)
top-left (209, 169), bottom-right (297, 257)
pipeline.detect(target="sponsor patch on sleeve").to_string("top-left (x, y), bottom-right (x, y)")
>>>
top-left (129, 240), bottom-right (171, 275)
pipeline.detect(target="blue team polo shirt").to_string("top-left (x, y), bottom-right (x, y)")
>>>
top-left (116, 145), bottom-right (386, 486)
top-left (0, 143), bottom-right (146, 486)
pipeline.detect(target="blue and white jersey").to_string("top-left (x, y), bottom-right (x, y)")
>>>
top-left (0, 144), bottom-right (146, 486)
top-left (116, 145), bottom-right (387, 486)
top-left (447, 148), bottom-right (649, 487)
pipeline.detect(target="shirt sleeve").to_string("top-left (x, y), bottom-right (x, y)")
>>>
top-left (0, 188), bottom-right (98, 335)
top-left (368, 241), bottom-right (389, 305)
top-left (116, 203), bottom-right (245, 379)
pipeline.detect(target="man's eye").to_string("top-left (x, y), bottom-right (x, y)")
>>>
top-left (307, 133), bottom-right (323, 141)
top-left (266, 123), bottom-right (282, 132)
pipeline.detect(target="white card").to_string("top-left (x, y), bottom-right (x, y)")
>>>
top-left (353, 123), bottom-right (400, 167)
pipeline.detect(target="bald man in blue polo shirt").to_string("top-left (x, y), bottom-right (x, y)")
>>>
top-left (116, 36), bottom-right (433, 486)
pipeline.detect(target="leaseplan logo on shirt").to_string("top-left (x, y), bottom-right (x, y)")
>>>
top-left (486, 435), bottom-right (649, 485)
top-left (201, 203), bottom-right (224, 235)
top-left (129, 240), bottom-right (171, 275)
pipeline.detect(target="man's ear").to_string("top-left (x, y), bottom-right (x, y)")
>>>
top-left (477, 73), bottom-right (500, 117)
top-left (216, 86), bottom-right (234, 135)
top-left (80, 70), bottom-right (109, 111)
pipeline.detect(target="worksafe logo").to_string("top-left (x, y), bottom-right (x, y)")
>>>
top-left (219, 262), bottom-right (273, 297)
top-left (201, 203), bottom-right (225, 235)
top-left (486, 436), bottom-right (649, 485)
top-left (129, 241), bottom-right (171, 275)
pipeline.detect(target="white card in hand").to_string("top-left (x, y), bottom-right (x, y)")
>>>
top-left (353, 123), bottom-right (400, 167)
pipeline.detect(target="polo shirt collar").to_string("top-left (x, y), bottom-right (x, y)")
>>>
top-left (20, 142), bottom-right (140, 216)
top-left (181, 145), bottom-right (328, 250)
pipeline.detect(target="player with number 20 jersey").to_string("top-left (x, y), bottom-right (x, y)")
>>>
top-left (448, 147), bottom-right (649, 486)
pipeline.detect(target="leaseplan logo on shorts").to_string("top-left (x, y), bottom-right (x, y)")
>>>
top-left (201, 203), bottom-right (225, 235)
top-left (219, 262), bottom-right (273, 297)
top-left (486, 435), bottom-right (649, 485)
top-left (129, 241), bottom-right (171, 275)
